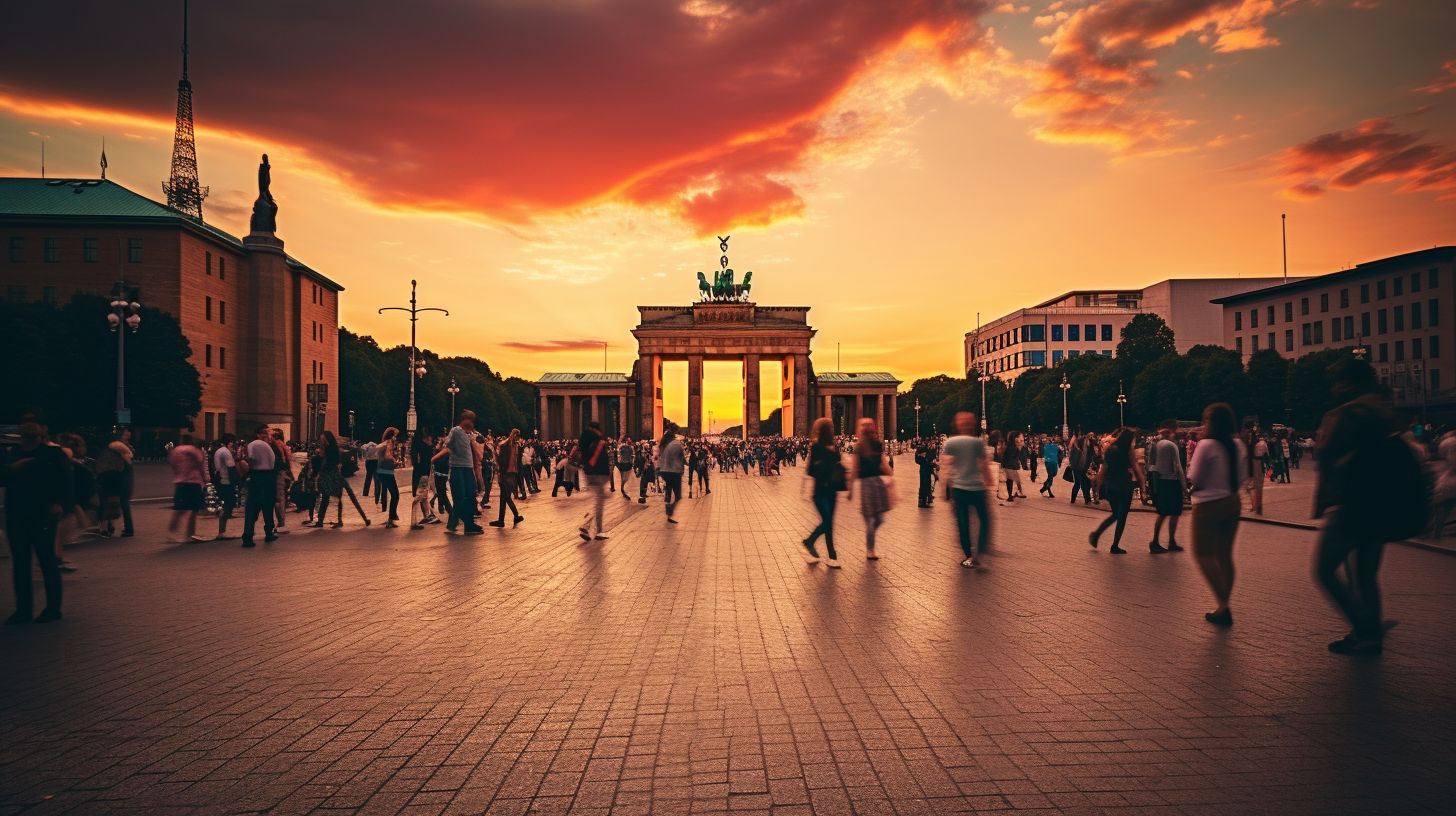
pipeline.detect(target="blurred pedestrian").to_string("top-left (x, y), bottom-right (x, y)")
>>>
top-left (1190, 404), bottom-right (1245, 626)
top-left (850, 417), bottom-right (891, 559)
top-left (167, 433), bottom-right (208, 543)
top-left (1089, 428), bottom-right (1136, 554)
top-left (3, 419), bottom-right (70, 624)
top-left (803, 417), bottom-right (844, 567)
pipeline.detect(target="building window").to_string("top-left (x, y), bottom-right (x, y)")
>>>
top-left (205, 344), bottom-right (212, 367)
top-left (1360, 284), bottom-right (1370, 304)
top-left (43, 238), bottom-right (59, 262)
top-left (1340, 289), bottom-right (1349, 308)
top-left (1378, 343), bottom-right (1388, 362)
top-left (1267, 331), bottom-right (1275, 350)
top-left (1362, 312), bottom-right (1371, 337)
top-left (1430, 268), bottom-right (1439, 288)
top-left (1267, 305), bottom-right (1275, 325)
top-left (219, 301), bottom-right (225, 324)
top-left (1301, 323), bottom-right (1312, 345)
top-left (1301, 297), bottom-right (1309, 315)
top-left (42, 286), bottom-right (56, 306)
top-left (219, 347), bottom-right (226, 369)
top-left (1430, 299), bottom-right (1440, 327)
top-left (1377, 280), bottom-right (1386, 299)
top-left (83, 238), bottom-right (98, 262)
top-left (127, 238), bottom-right (142, 263)
top-left (1320, 293), bottom-right (1329, 312)
top-left (1285, 302), bottom-right (1294, 321)
top-left (1413, 337), bottom-right (1423, 358)
top-left (1394, 276), bottom-right (1404, 296)
top-left (1284, 329), bottom-right (1294, 352)
top-left (1413, 303), bottom-right (1422, 330)
top-left (1235, 337), bottom-right (1243, 355)
top-left (1027, 324), bottom-right (1045, 343)
top-left (1431, 336), bottom-right (1441, 358)
top-left (1412, 272), bottom-right (1421, 293)
top-left (7, 237), bottom-right (22, 262)
top-left (1234, 312), bottom-right (1242, 331)
top-left (1331, 318), bottom-right (1341, 343)
top-left (1068, 324), bottom-right (1080, 341)
top-left (1378, 309), bottom-right (1388, 334)
top-left (1251, 334), bottom-right (1260, 352)
top-left (1084, 324), bottom-right (1095, 340)
top-left (1250, 309), bottom-right (1259, 329)
top-left (1394, 340), bottom-right (1405, 361)
top-left (1100, 324), bottom-right (1112, 342)
top-left (1027, 350), bottom-right (1046, 366)
top-left (1394, 305), bottom-right (1404, 332)
top-left (206, 251), bottom-right (213, 275)
top-left (1313, 321), bottom-right (1324, 344)
top-left (205, 296), bottom-right (212, 320)
top-left (1343, 315), bottom-right (1354, 339)
top-left (1433, 370), bottom-right (1441, 390)
top-left (219, 257), bottom-right (226, 280)
top-left (1052, 350), bottom-right (1063, 364)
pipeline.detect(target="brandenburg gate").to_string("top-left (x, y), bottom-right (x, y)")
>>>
top-left (536, 238), bottom-right (899, 440)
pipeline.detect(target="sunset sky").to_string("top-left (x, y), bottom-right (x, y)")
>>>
top-left (3, 0), bottom-right (1455, 426)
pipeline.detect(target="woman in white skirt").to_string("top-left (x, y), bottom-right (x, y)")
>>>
top-left (848, 418), bottom-right (892, 560)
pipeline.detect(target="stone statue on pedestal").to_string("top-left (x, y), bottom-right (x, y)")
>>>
top-left (249, 153), bottom-right (278, 234)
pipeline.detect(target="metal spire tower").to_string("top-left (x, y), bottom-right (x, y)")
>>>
top-left (163, 0), bottom-right (208, 220)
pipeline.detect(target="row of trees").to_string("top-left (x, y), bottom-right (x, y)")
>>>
top-left (0, 296), bottom-right (202, 434)
top-left (895, 314), bottom-right (1356, 438)
top-left (338, 328), bottom-right (536, 441)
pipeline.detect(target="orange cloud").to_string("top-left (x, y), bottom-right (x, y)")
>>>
top-left (1413, 59), bottom-right (1456, 94)
top-left (1015, 0), bottom-right (1292, 150)
top-left (500, 340), bottom-right (610, 353)
top-left (0, 0), bottom-right (991, 234)
top-left (1275, 117), bottom-right (1456, 200)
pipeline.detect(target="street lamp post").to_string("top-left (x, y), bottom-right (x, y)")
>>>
top-left (977, 367), bottom-right (990, 431)
top-left (1116, 379), bottom-right (1127, 426)
top-left (1060, 373), bottom-right (1071, 441)
top-left (378, 280), bottom-right (448, 444)
top-left (914, 398), bottom-right (922, 439)
top-left (447, 378), bottom-right (461, 422)
top-left (107, 280), bottom-right (141, 427)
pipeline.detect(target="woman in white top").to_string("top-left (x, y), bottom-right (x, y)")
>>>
top-left (1188, 402), bottom-right (1247, 627)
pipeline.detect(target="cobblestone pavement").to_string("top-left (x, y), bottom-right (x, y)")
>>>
top-left (3, 465), bottom-right (1454, 815)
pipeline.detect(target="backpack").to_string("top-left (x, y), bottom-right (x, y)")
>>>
top-left (1349, 433), bottom-right (1429, 541)
top-left (341, 449), bottom-right (359, 477)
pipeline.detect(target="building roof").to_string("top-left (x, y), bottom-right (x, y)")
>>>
top-left (0, 177), bottom-right (343, 292)
top-left (537, 372), bottom-right (632, 385)
top-left (1210, 246), bottom-right (1456, 305)
top-left (815, 371), bottom-right (901, 384)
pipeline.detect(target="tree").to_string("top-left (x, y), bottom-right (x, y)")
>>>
top-left (1130, 353), bottom-right (1195, 426)
top-left (1245, 349), bottom-right (1289, 428)
top-left (1185, 345), bottom-right (1250, 421)
top-left (1285, 348), bottom-right (1353, 430)
top-left (1116, 313), bottom-right (1176, 380)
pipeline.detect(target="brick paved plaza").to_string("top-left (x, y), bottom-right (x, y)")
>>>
top-left (3, 469), bottom-right (1455, 815)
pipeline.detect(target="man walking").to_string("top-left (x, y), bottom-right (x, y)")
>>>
top-left (3, 419), bottom-right (70, 624)
top-left (1148, 420), bottom-right (1185, 553)
top-left (616, 437), bottom-right (636, 500)
top-left (657, 430), bottom-right (686, 523)
top-left (440, 410), bottom-right (485, 535)
top-left (241, 426), bottom-right (279, 548)
top-left (941, 411), bottom-right (994, 569)
top-left (1039, 435), bottom-right (1061, 497)
top-left (361, 437), bottom-right (378, 499)
top-left (577, 421), bottom-right (612, 541)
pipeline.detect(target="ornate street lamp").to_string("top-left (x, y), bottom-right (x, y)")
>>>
top-left (914, 397), bottom-right (922, 439)
top-left (108, 280), bottom-right (141, 427)
top-left (447, 378), bottom-right (461, 421)
top-left (977, 367), bottom-right (991, 431)
top-left (1060, 373), bottom-right (1071, 441)
top-left (1116, 379), bottom-right (1127, 426)
top-left (379, 279), bottom-right (448, 443)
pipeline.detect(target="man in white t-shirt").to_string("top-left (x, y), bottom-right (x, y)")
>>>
top-left (939, 411), bottom-right (996, 569)
top-left (360, 439), bottom-right (379, 498)
top-left (212, 435), bottom-right (239, 540)
top-left (241, 426), bottom-right (277, 548)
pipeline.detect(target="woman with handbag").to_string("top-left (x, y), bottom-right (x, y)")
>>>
top-left (849, 417), bottom-right (891, 560)
top-left (1089, 428), bottom-right (1137, 554)
top-left (802, 417), bottom-right (844, 568)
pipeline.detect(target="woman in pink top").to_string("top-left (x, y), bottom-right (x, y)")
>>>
top-left (167, 434), bottom-right (209, 543)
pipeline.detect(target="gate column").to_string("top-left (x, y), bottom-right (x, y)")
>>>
top-left (687, 355), bottom-right (704, 437)
top-left (743, 354), bottom-right (761, 438)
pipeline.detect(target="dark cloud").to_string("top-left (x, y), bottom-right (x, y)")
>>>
top-left (1276, 117), bottom-right (1456, 199)
top-left (499, 339), bottom-right (609, 353)
top-left (0, 0), bottom-right (989, 232)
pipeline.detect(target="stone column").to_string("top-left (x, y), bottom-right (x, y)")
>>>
top-left (822, 394), bottom-right (832, 426)
top-left (538, 394), bottom-right (549, 439)
top-left (687, 355), bottom-right (704, 437)
top-left (779, 355), bottom-right (794, 440)
top-left (592, 394), bottom-right (603, 434)
top-left (887, 393), bottom-right (898, 441)
top-left (794, 354), bottom-right (813, 437)
top-left (617, 392), bottom-right (628, 439)
top-left (743, 354), bottom-right (761, 437)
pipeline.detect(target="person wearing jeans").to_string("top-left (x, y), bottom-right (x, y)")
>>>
top-left (241, 426), bottom-right (278, 548)
top-left (577, 422), bottom-right (612, 541)
top-left (1090, 428), bottom-right (1137, 554)
top-left (940, 411), bottom-right (994, 568)
top-left (3, 419), bottom-right (70, 624)
top-left (657, 431), bottom-right (685, 523)
top-left (803, 418), bottom-right (843, 567)
top-left (440, 411), bottom-right (484, 535)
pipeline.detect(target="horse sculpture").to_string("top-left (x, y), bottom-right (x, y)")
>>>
top-left (697, 271), bottom-right (712, 300)
top-left (697, 235), bottom-right (755, 301)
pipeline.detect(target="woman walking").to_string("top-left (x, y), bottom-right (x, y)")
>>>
top-left (1068, 435), bottom-right (1093, 505)
top-left (1189, 403), bottom-right (1245, 626)
top-left (492, 429), bottom-right (525, 528)
top-left (376, 428), bottom-right (402, 527)
top-left (803, 417), bottom-right (844, 567)
top-left (312, 431), bottom-right (370, 528)
top-left (849, 418), bottom-right (891, 560)
top-left (1089, 428), bottom-right (1137, 554)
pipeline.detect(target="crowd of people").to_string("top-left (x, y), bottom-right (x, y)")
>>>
top-left (0, 358), bottom-right (1436, 655)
